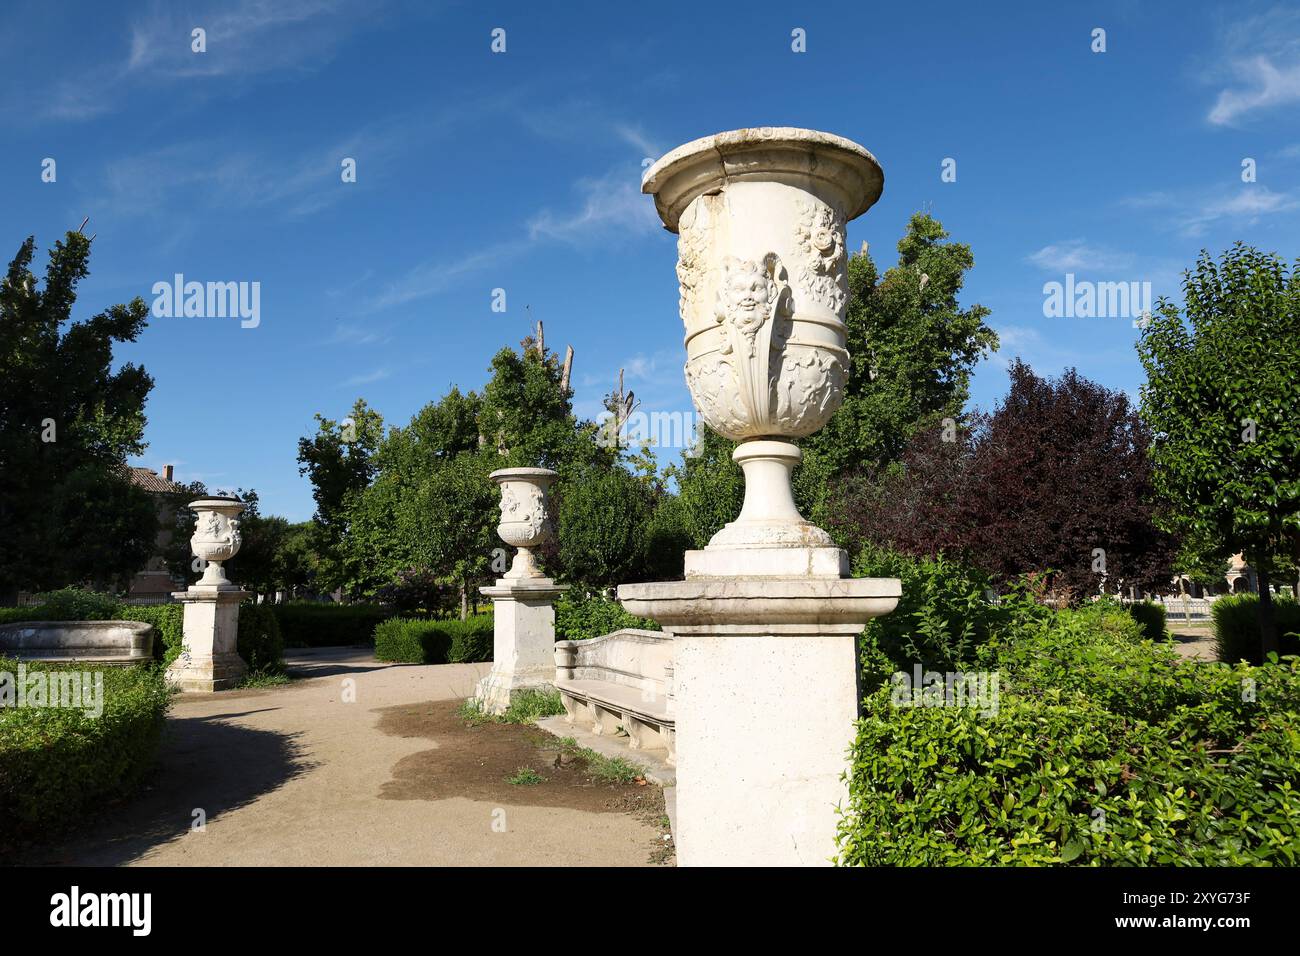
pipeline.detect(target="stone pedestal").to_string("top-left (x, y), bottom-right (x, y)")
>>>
top-left (625, 128), bottom-right (899, 865)
top-left (475, 578), bottom-right (568, 714)
top-left (165, 587), bottom-right (249, 692)
top-left (619, 577), bottom-right (899, 865)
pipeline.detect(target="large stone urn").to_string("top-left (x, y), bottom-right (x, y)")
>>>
top-left (619, 128), bottom-right (901, 865)
top-left (491, 468), bottom-right (558, 580)
top-left (189, 497), bottom-right (245, 588)
top-left (474, 468), bottom-right (568, 715)
top-left (166, 496), bottom-right (251, 693)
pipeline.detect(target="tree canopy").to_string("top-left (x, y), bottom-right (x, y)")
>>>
top-left (0, 231), bottom-right (156, 599)
top-left (1137, 243), bottom-right (1300, 654)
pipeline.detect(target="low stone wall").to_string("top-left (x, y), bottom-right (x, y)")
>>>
top-left (0, 620), bottom-right (153, 664)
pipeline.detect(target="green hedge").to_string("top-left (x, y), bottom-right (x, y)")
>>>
top-left (373, 615), bottom-right (494, 664)
top-left (272, 602), bottom-right (392, 647)
top-left (837, 599), bottom-right (1300, 866)
top-left (1212, 593), bottom-right (1300, 665)
top-left (854, 547), bottom-right (1008, 687)
top-left (1126, 600), bottom-right (1167, 642)
top-left (114, 604), bottom-right (184, 664)
top-left (1, 589), bottom-right (283, 673)
top-left (0, 658), bottom-right (171, 846)
top-left (555, 592), bottom-right (659, 641)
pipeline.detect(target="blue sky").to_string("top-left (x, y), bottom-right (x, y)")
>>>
top-left (4, 1), bottom-right (1299, 521)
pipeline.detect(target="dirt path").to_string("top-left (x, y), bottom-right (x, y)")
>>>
top-left (19, 648), bottom-right (668, 866)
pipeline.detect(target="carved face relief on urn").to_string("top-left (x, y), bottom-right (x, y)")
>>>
top-left (490, 468), bottom-right (558, 579)
top-left (643, 128), bottom-right (883, 443)
top-left (188, 497), bottom-right (245, 589)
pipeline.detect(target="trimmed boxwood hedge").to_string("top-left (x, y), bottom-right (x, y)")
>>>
top-left (1, 589), bottom-right (283, 673)
top-left (555, 591), bottom-right (658, 641)
top-left (837, 598), bottom-right (1300, 866)
top-left (0, 657), bottom-right (171, 846)
top-left (1212, 593), bottom-right (1300, 665)
top-left (273, 602), bottom-right (392, 648)
top-left (1126, 600), bottom-right (1167, 642)
top-left (373, 615), bottom-right (494, 664)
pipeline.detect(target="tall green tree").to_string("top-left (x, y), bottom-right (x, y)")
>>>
top-left (296, 398), bottom-right (384, 594)
top-left (0, 231), bottom-right (156, 600)
top-left (1137, 243), bottom-right (1300, 657)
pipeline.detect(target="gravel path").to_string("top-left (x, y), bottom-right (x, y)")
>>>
top-left (22, 648), bottom-right (664, 866)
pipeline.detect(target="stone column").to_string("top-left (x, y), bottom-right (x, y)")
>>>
top-left (619, 128), bottom-right (900, 866)
top-left (165, 497), bottom-right (250, 692)
top-left (474, 468), bottom-right (568, 714)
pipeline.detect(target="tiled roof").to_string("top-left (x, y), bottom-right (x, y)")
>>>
top-left (126, 466), bottom-right (182, 494)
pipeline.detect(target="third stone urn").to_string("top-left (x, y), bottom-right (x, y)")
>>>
top-left (619, 128), bottom-right (901, 866)
top-left (189, 496), bottom-right (245, 589)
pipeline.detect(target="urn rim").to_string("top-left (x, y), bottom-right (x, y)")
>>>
top-left (641, 127), bottom-right (884, 232)
top-left (489, 467), bottom-right (559, 485)
top-left (188, 496), bottom-right (244, 511)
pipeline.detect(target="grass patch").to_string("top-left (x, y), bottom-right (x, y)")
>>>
top-left (456, 688), bottom-right (564, 727)
top-left (238, 669), bottom-right (291, 688)
top-left (507, 767), bottom-right (545, 786)
top-left (543, 735), bottom-right (647, 784)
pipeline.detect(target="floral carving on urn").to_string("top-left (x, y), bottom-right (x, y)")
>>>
top-left (490, 468), bottom-right (558, 579)
top-left (188, 497), bottom-right (245, 588)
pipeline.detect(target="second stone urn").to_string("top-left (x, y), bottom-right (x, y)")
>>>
top-left (476, 467), bottom-right (567, 715)
top-left (188, 496), bottom-right (245, 589)
top-left (490, 468), bottom-right (558, 579)
top-left (641, 127), bottom-right (886, 575)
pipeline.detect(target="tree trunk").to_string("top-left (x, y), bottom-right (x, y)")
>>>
top-left (1257, 562), bottom-right (1280, 660)
top-left (459, 582), bottom-right (468, 622)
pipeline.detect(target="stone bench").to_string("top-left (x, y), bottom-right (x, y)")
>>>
top-left (0, 620), bottom-right (154, 664)
top-left (554, 628), bottom-right (675, 766)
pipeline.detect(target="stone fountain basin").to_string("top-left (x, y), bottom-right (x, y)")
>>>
top-left (0, 620), bottom-right (154, 664)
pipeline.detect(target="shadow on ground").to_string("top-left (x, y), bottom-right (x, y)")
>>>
top-left (11, 709), bottom-right (313, 866)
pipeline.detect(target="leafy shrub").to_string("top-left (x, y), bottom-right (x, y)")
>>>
top-left (373, 614), bottom-right (493, 664)
top-left (114, 604), bottom-right (184, 665)
top-left (0, 592), bottom-right (281, 673)
top-left (853, 546), bottom-right (1007, 689)
top-left (1126, 600), bottom-right (1167, 642)
top-left (1212, 593), bottom-right (1300, 665)
top-left (0, 658), bottom-right (171, 846)
top-left (555, 591), bottom-right (659, 641)
top-left (273, 602), bottom-right (392, 648)
top-left (837, 601), bottom-right (1300, 866)
top-left (238, 603), bottom-right (285, 673)
top-left (0, 588), bottom-right (122, 627)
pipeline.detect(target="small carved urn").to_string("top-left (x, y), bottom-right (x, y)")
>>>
top-left (642, 128), bottom-right (883, 569)
top-left (188, 496), bottom-right (245, 589)
top-left (490, 468), bottom-right (558, 580)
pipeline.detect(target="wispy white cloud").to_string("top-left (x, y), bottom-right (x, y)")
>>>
top-left (1205, 7), bottom-right (1300, 125)
top-left (366, 163), bottom-right (659, 313)
top-left (1123, 185), bottom-right (1300, 237)
top-left (527, 168), bottom-right (659, 244)
top-left (1026, 240), bottom-right (1133, 273)
top-left (341, 367), bottom-right (391, 387)
top-left (365, 238), bottom-right (532, 313)
top-left (15, 0), bottom-right (386, 123)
